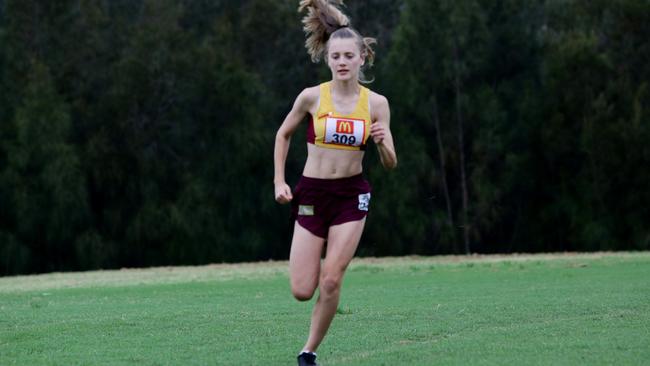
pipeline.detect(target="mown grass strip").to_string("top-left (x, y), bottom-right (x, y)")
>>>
top-left (1, 253), bottom-right (648, 365)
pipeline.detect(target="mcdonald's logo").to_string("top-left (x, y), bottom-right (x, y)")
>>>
top-left (336, 120), bottom-right (354, 134)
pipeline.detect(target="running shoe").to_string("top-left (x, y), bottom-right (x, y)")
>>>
top-left (297, 351), bottom-right (318, 366)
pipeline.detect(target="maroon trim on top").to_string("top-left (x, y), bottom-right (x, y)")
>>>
top-left (307, 114), bottom-right (316, 144)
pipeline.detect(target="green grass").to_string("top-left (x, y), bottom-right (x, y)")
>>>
top-left (1, 253), bottom-right (649, 365)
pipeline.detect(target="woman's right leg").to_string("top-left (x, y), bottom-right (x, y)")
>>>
top-left (289, 222), bottom-right (326, 301)
top-left (303, 218), bottom-right (365, 353)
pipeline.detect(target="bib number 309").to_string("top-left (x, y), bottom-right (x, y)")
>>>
top-left (324, 117), bottom-right (365, 147)
top-left (331, 134), bottom-right (356, 145)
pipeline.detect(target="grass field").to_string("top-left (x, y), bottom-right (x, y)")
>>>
top-left (1, 253), bottom-right (649, 365)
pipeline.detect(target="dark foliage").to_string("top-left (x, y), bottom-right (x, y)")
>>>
top-left (0, 0), bottom-right (647, 275)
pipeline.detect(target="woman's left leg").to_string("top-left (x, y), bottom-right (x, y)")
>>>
top-left (303, 218), bottom-right (366, 352)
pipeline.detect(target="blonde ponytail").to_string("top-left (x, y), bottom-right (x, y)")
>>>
top-left (298, 0), bottom-right (350, 62)
top-left (298, 0), bottom-right (378, 83)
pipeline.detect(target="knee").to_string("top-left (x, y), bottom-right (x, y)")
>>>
top-left (292, 286), bottom-right (315, 302)
top-left (320, 273), bottom-right (342, 297)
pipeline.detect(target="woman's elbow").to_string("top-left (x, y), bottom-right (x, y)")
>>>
top-left (384, 157), bottom-right (398, 170)
top-left (276, 130), bottom-right (290, 142)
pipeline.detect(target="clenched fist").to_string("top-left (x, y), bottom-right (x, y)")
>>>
top-left (370, 122), bottom-right (387, 145)
top-left (274, 182), bottom-right (293, 204)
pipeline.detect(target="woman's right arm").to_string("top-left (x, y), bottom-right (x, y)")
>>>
top-left (274, 88), bottom-right (315, 204)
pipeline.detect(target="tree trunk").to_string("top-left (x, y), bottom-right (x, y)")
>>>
top-left (431, 94), bottom-right (457, 252)
top-left (453, 39), bottom-right (471, 254)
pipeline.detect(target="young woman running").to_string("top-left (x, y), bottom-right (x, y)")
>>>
top-left (274, 1), bottom-right (397, 365)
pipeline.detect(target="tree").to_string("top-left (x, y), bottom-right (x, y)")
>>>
top-left (3, 61), bottom-right (89, 272)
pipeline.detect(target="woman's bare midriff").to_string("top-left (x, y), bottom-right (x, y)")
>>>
top-left (302, 143), bottom-right (364, 179)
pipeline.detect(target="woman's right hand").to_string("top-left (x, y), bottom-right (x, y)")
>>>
top-left (274, 182), bottom-right (293, 204)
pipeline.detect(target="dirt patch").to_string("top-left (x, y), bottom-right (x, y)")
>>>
top-left (0, 260), bottom-right (288, 293)
top-left (1, 252), bottom-right (646, 293)
top-left (352, 251), bottom-right (644, 266)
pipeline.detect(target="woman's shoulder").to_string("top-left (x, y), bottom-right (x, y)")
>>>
top-left (368, 89), bottom-right (389, 109)
top-left (293, 85), bottom-right (320, 111)
top-left (301, 84), bottom-right (321, 98)
top-left (296, 85), bottom-right (321, 103)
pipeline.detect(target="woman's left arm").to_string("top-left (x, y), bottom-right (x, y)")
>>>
top-left (370, 94), bottom-right (397, 170)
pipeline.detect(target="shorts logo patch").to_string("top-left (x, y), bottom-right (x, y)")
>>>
top-left (358, 193), bottom-right (371, 211)
top-left (298, 205), bottom-right (314, 216)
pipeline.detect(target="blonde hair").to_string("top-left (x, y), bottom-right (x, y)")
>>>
top-left (298, 0), bottom-right (377, 81)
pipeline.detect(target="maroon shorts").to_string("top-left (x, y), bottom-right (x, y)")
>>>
top-left (291, 174), bottom-right (372, 239)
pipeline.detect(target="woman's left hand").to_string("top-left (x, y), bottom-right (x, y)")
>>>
top-left (370, 122), bottom-right (387, 145)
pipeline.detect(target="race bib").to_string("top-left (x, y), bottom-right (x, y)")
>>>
top-left (324, 117), bottom-right (365, 147)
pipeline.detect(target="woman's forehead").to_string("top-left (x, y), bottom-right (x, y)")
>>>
top-left (328, 38), bottom-right (359, 53)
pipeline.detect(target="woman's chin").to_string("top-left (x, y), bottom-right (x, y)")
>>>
top-left (334, 74), bottom-right (354, 82)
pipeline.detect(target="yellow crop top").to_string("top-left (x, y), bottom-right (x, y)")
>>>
top-left (307, 82), bottom-right (372, 151)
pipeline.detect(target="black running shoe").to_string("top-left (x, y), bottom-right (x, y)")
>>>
top-left (297, 351), bottom-right (318, 366)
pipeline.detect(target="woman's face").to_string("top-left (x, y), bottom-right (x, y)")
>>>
top-left (326, 37), bottom-right (364, 82)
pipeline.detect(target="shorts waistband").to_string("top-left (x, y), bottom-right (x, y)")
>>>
top-left (299, 173), bottom-right (364, 184)
top-left (297, 173), bottom-right (369, 190)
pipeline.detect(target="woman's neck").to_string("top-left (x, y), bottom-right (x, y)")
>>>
top-left (330, 79), bottom-right (360, 97)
